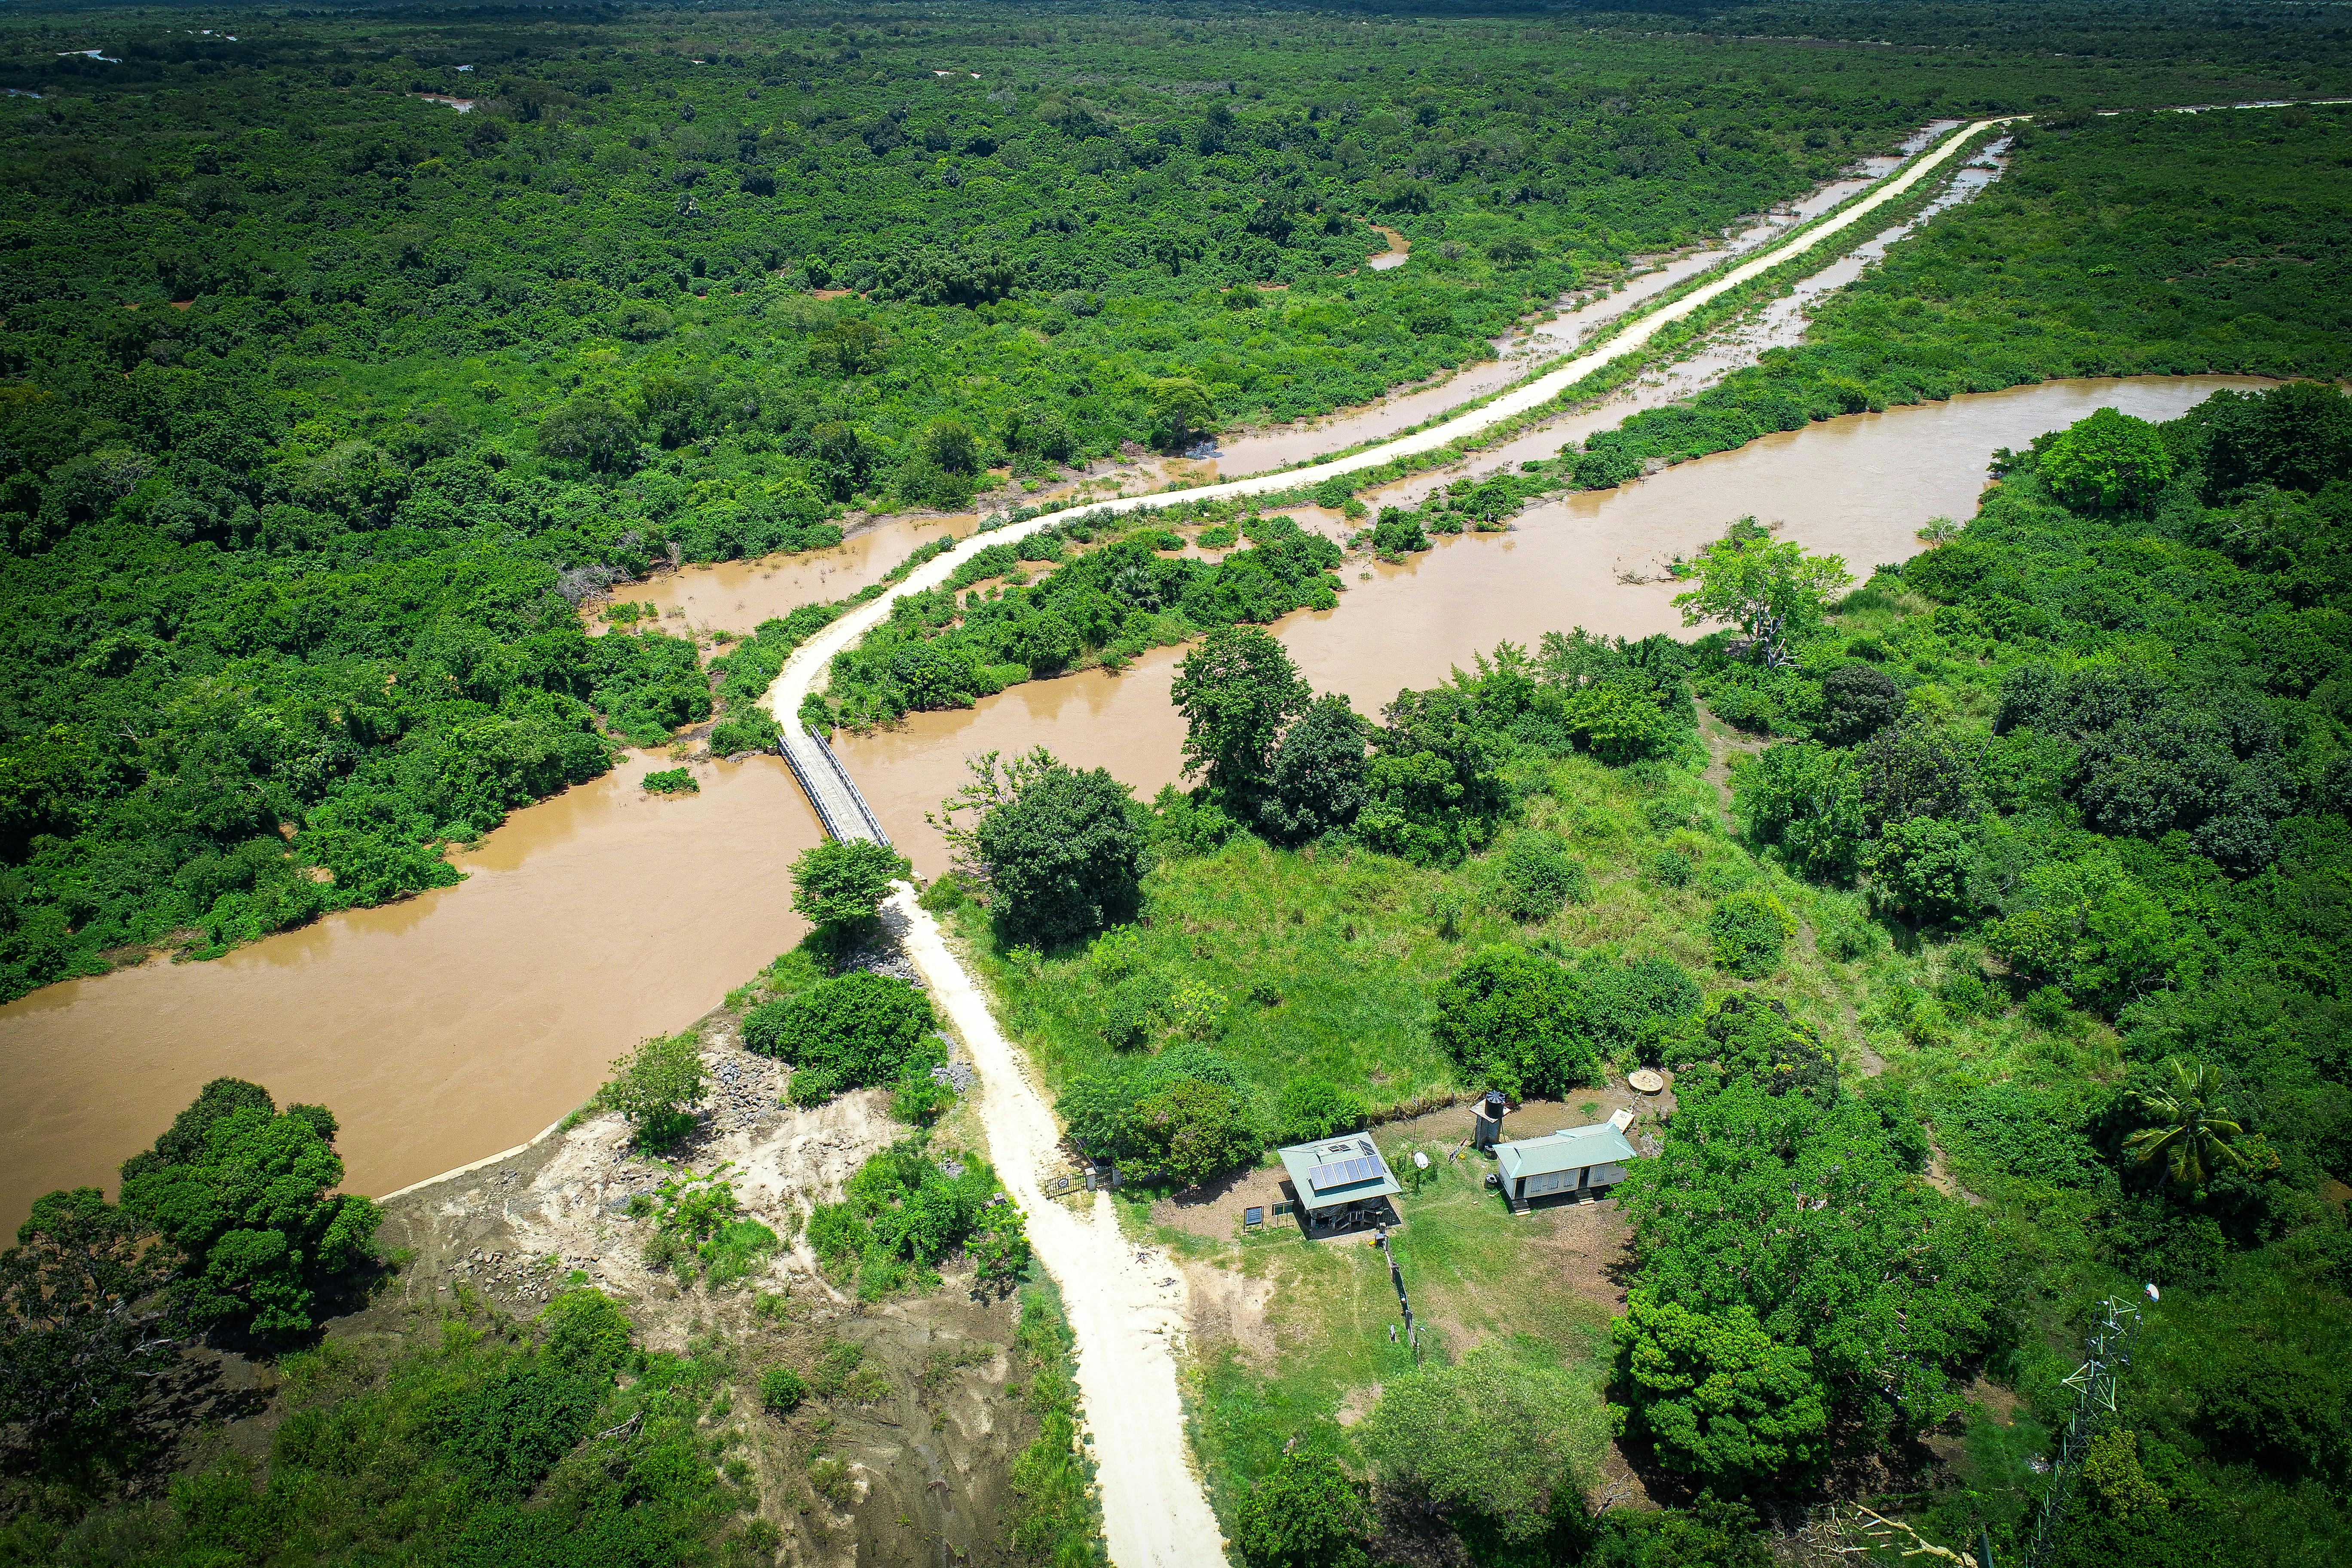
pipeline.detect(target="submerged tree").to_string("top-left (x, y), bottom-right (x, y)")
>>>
top-left (1672, 521), bottom-right (1852, 668)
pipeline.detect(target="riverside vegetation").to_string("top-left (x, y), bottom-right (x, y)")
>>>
top-left (6, 4), bottom-right (2352, 1003)
top-left (0, 849), bottom-right (1087, 1566)
top-left (3, 3), bottom-right (2352, 1565)
top-left (934, 385), bottom-right (2352, 1567)
top-left (807, 104), bottom-right (2352, 732)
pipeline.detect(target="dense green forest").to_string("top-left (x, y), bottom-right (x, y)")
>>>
top-left (4, 1), bottom-right (2352, 1563)
top-left (809, 104), bottom-right (2352, 732)
top-left (946, 384), bottom-right (2352, 1565)
top-left (4, 0), bottom-right (2350, 1004)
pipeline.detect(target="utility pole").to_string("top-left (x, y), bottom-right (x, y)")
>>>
top-left (1811, 1290), bottom-right (2152, 1568)
top-left (1375, 1224), bottom-right (1416, 1362)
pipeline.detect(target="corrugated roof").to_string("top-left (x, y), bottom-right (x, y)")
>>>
top-left (1275, 1136), bottom-right (1400, 1209)
top-left (1495, 1122), bottom-right (1639, 1182)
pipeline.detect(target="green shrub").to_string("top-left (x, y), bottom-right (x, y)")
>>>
top-left (1360, 1344), bottom-right (1608, 1544)
top-left (707, 706), bottom-right (783, 756)
top-left (1274, 1077), bottom-right (1365, 1146)
top-left (760, 1366), bottom-right (810, 1415)
top-left (1056, 1044), bottom-right (1244, 1164)
top-left (1234, 1449), bottom-right (1372, 1568)
top-left (1709, 891), bottom-right (1794, 978)
top-left (1128, 1079), bottom-right (1260, 1188)
top-left (540, 1288), bottom-right (634, 1376)
top-left (596, 1032), bottom-right (707, 1150)
top-left (1737, 744), bottom-right (1864, 883)
top-left (641, 767), bottom-right (699, 795)
top-left (1863, 816), bottom-right (1976, 923)
top-left (742, 972), bottom-right (940, 1103)
top-left (117, 1081), bottom-right (380, 1340)
top-left (1497, 831), bottom-right (1586, 922)
top-left (1428, 945), bottom-right (1597, 1099)
top-left (890, 1066), bottom-right (956, 1125)
top-left (636, 1167), bottom-right (778, 1289)
top-left (2036, 407), bottom-right (2176, 512)
top-left (970, 1197), bottom-right (1035, 1292)
top-left (428, 1360), bottom-right (600, 1498)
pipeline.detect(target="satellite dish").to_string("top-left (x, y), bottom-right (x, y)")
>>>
top-left (2145, 1282), bottom-right (2161, 1303)
top-left (1413, 1152), bottom-right (1430, 1170)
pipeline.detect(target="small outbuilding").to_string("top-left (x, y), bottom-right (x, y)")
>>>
top-left (1494, 1118), bottom-right (1639, 1212)
top-left (1274, 1135), bottom-right (1401, 1236)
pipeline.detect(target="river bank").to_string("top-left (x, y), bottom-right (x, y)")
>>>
top-left (836, 375), bottom-right (2266, 878)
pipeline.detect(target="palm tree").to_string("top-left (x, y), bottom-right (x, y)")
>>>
top-left (2125, 1057), bottom-right (2250, 1191)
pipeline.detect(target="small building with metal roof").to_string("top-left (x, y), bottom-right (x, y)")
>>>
top-left (1494, 1119), bottom-right (1639, 1210)
top-left (1274, 1135), bottom-right (1401, 1235)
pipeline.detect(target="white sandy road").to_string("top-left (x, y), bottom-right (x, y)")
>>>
top-left (885, 890), bottom-right (1224, 1565)
top-left (756, 118), bottom-right (2016, 1568)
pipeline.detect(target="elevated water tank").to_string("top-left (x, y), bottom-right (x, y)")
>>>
top-left (1471, 1090), bottom-right (1507, 1150)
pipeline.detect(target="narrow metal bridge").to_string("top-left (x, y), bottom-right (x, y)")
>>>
top-left (775, 726), bottom-right (891, 845)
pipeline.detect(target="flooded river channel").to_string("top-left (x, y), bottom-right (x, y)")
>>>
top-left (0, 376), bottom-right (2262, 1229)
top-left (839, 377), bottom-right (2266, 878)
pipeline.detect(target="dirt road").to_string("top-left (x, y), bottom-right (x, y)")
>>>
top-left (886, 892), bottom-right (1228, 1567)
top-left (742, 121), bottom-right (2033, 1568)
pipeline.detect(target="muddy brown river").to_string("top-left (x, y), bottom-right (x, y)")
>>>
top-left (0, 374), bottom-right (2266, 1231)
top-left (837, 377), bottom-right (2266, 878)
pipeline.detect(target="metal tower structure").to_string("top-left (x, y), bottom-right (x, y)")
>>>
top-left (2016, 1294), bottom-right (2143, 1568)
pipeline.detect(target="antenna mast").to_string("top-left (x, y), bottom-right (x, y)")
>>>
top-left (2016, 1294), bottom-right (2143, 1568)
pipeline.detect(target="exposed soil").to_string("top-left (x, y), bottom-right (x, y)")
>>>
top-left (170, 1001), bottom-right (1048, 1568)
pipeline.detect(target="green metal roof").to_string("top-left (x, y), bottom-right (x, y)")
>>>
top-left (1495, 1123), bottom-right (1639, 1183)
top-left (1275, 1136), bottom-right (1400, 1210)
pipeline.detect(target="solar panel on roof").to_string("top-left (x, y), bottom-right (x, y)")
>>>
top-left (1305, 1154), bottom-right (1388, 1191)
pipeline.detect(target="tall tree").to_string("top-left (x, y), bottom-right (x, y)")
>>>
top-left (118, 1085), bottom-right (379, 1340)
top-left (0, 1187), bottom-right (178, 1458)
top-left (1171, 626), bottom-right (1310, 799)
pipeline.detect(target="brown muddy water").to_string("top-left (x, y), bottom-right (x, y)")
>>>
top-left (1210, 135), bottom-right (1951, 477)
top-left (614, 462), bottom-right (1202, 635)
top-left (0, 752), bottom-right (825, 1234)
top-left (619, 512), bottom-right (974, 635)
top-left (839, 377), bottom-right (2267, 879)
top-left (0, 377), bottom-right (2259, 1233)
